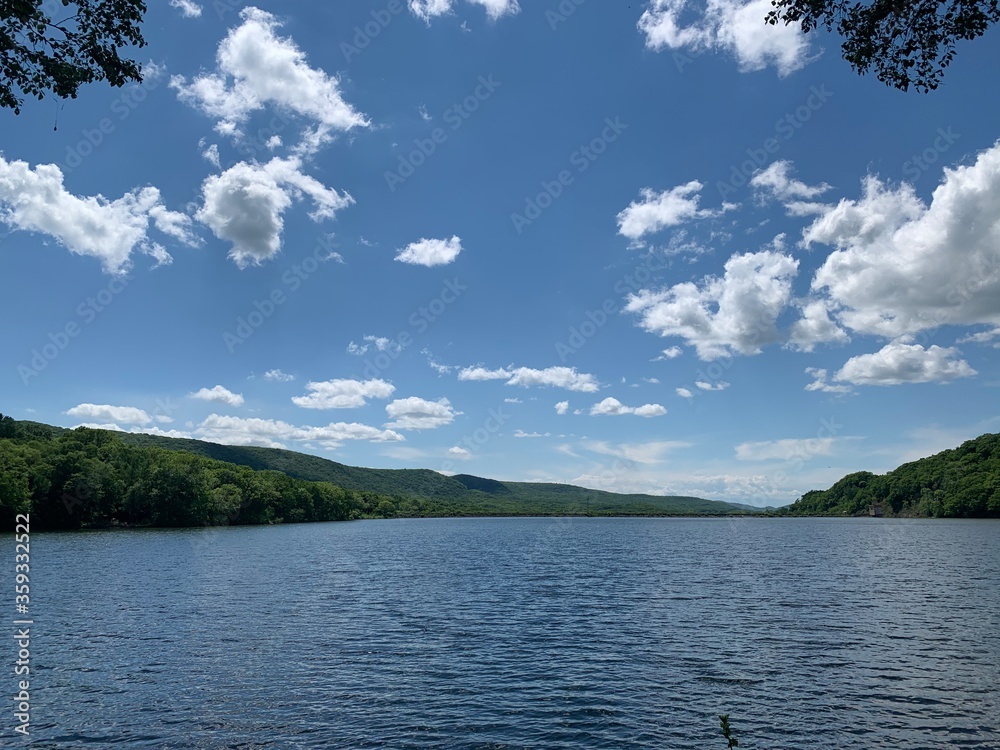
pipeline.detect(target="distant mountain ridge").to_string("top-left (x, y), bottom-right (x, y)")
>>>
top-left (0, 416), bottom-right (751, 520)
top-left (117, 431), bottom-right (742, 515)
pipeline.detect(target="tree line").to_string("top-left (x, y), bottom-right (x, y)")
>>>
top-left (0, 415), bottom-right (409, 530)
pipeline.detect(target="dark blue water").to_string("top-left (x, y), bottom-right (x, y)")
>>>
top-left (9, 517), bottom-right (1000, 748)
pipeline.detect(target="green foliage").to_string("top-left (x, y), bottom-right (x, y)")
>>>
top-left (0, 0), bottom-right (146, 114)
top-left (719, 714), bottom-right (739, 748)
top-left (0, 415), bottom-right (753, 529)
top-left (767, 0), bottom-right (1000, 92)
top-left (0, 423), bottom-right (407, 530)
top-left (782, 433), bottom-right (1000, 517)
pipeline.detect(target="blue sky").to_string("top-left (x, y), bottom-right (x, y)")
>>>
top-left (2, 0), bottom-right (1000, 506)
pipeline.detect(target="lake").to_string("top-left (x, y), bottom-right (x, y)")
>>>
top-left (12, 517), bottom-right (1000, 748)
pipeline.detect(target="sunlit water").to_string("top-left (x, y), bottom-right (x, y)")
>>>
top-left (11, 517), bottom-right (1000, 748)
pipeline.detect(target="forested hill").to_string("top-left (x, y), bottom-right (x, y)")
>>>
top-left (781, 433), bottom-right (1000, 518)
top-left (0, 415), bottom-right (748, 530)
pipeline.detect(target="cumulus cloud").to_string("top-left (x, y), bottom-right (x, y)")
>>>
top-left (735, 437), bottom-right (838, 461)
top-left (66, 404), bottom-right (152, 425)
top-left (263, 369), bottom-right (295, 382)
top-left (787, 299), bottom-right (850, 352)
top-left (695, 380), bottom-right (729, 391)
top-left (0, 157), bottom-right (197, 274)
top-left (395, 236), bottom-right (463, 266)
top-left (385, 397), bottom-right (459, 429)
top-left (750, 160), bottom-right (831, 204)
top-left (170, 0), bottom-right (202, 18)
top-left (197, 156), bottom-right (352, 267)
top-left (459, 365), bottom-right (599, 392)
top-left (654, 346), bottom-right (683, 360)
top-left (292, 379), bottom-right (395, 409)
top-left (833, 341), bottom-right (977, 386)
top-left (676, 387), bottom-right (694, 398)
top-left (616, 181), bottom-right (723, 241)
top-left (638, 0), bottom-right (814, 76)
top-left (170, 7), bottom-right (367, 138)
top-left (514, 429), bottom-right (550, 438)
top-left (409, 0), bottom-right (520, 21)
top-left (590, 397), bottom-right (667, 417)
top-left (803, 367), bottom-right (853, 394)
top-left (555, 400), bottom-right (570, 415)
top-left (447, 445), bottom-right (472, 458)
top-left (801, 142), bottom-right (1000, 340)
top-left (196, 413), bottom-right (403, 449)
top-left (189, 385), bottom-right (245, 407)
top-left (625, 249), bottom-right (799, 360)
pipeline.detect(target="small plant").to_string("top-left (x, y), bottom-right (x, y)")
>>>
top-left (719, 714), bottom-right (739, 748)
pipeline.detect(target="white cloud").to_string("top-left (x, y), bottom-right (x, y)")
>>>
top-left (638, 0), bottom-right (814, 76)
top-left (292, 379), bottom-right (395, 409)
top-left (514, 429), bottom-right (550, 438)
top-left (458, 366), bottom-right (512, 381)
top-left (625, 249), bottom-right (799, 360)
top-left (616, 181), bottom-right (721, 241)
top-left (582, 439), bottom-right (690, 464)
top-left (504, 397), bottom-right (522, 404)
top-left (395, 236), bottom-right (463, 266)
top-left (458, 365), bottom-right (598, 392)
top-left (787, 299), bottom-right (850, 352)
top-left (508, 366), bottom-right (599, 392)
top-left (802, 142), bottom-right (1000, 340)
top-left (447, 445), bottom-right (472, 458)
top-left (695, 380), bottom-right (729, 391)
top-left (833, 341), bottom-right (977, 386)
top-left (170, 0), bottom-right (202, 18)
top-left (803, 367), bottom-right (853, 394)
top-left (190, 385), bottom-right (245, 407)
top-left (66, 404), bottom-right (152, 425)
top-left (73, 423), bottom-right (194, 439)
top-left (750, 160), bottom-right (831, 203)
top-left (676, 387), bottom-right (694, 398)
top-left (197, 156), bottom-right (352, 267)
top-left (196, 414), bottom-right (403, 449)
top-left (409, 0), bottom-right (520, 21)
top-left (654, 346), bottom-right (683, 360)
top-left (735, 437), bottom-right (837, 461)
top-left (170, 7), bottom-right (367, 137)
top-left (0, 157), bottom-right (197, 274)
top-left (590, 397), bottom-right (667, 417)
top-left (263, 369), bottom-right (295, 382)
top-left (200, 141), bottom-right (221, 168)
top-left (385, 397), bottom-right (459, 430)
top-left (555, 400), bottom-right (570, 415)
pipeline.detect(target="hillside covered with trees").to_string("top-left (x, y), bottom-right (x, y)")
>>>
top-left (781, 433), bottom-right (1000, 518)
top-left (0, 415), bottom-right (747, 530)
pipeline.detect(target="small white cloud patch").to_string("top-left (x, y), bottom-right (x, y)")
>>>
top-left (395, 236), bottom-right (463, 266)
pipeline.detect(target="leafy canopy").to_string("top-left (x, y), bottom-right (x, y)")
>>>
top-left (767, 0), bottom-right (1000, 92)
top-left (0, 0), bottom-right (146, 113)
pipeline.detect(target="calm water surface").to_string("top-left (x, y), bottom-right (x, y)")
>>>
top-left (11, 517), bottom-right (1000, 748)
